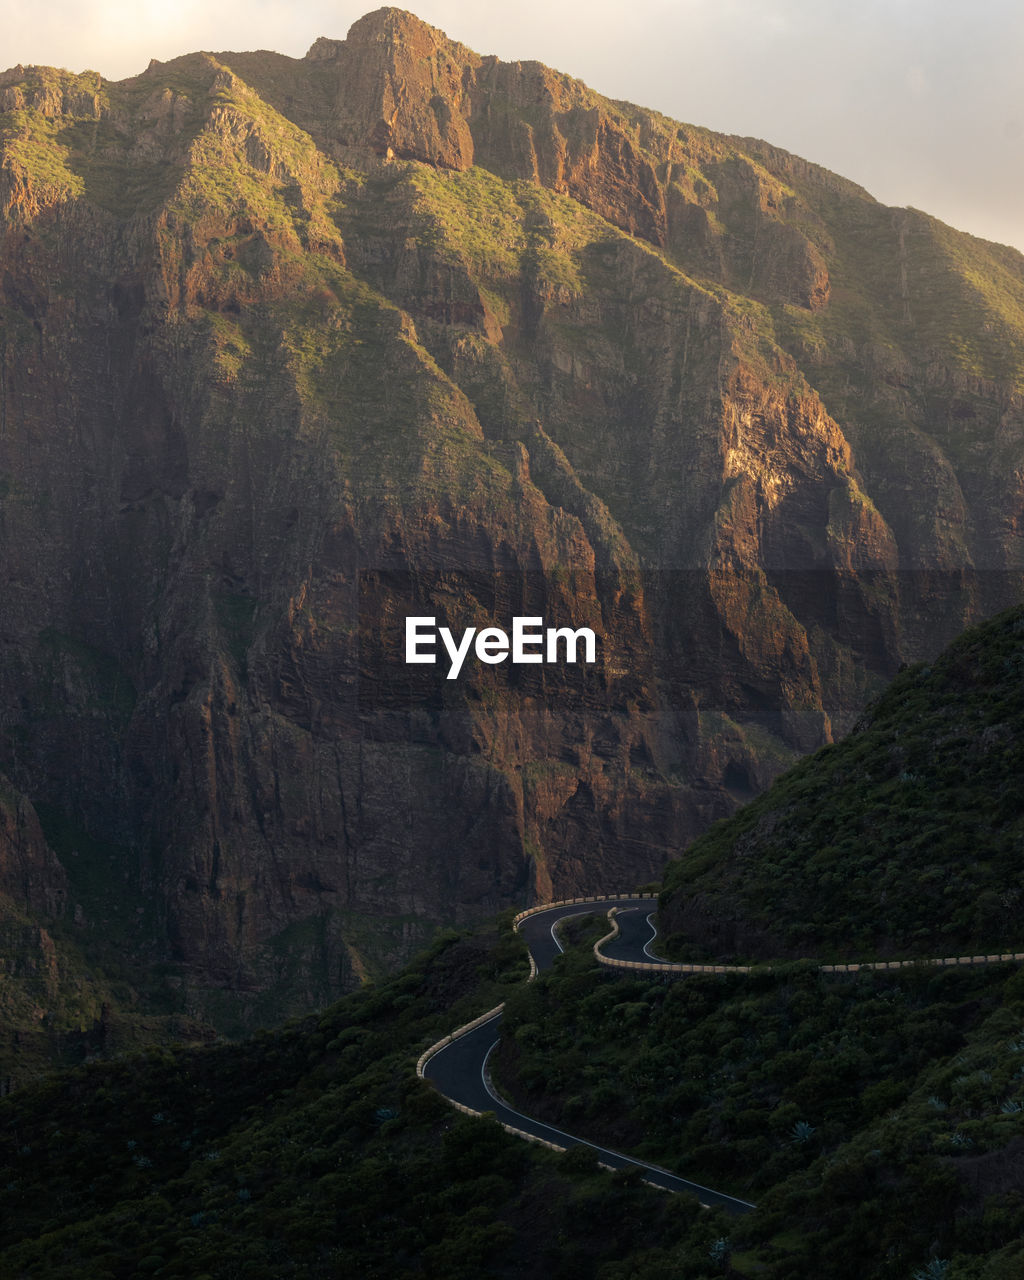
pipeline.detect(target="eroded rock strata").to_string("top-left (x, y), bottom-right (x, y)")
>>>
top-left (2, 8), bottom-right (1024, 1033)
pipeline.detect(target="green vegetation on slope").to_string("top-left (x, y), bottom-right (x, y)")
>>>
top-left (8, 905), bottom-right (1024, 1279)
top-left (659, 604), bottom-right (1024, 962)
top-left (0, 921), bottom-right (727, 1280)
top-left (494, 915), bottom-right (1024, 1280)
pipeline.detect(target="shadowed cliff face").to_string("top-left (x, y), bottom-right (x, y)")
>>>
top-left (1, 7), bottom-right (1024, 1035)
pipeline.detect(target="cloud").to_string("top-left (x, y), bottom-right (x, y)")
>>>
top-left (3, 0), bottom-right (1022, 250)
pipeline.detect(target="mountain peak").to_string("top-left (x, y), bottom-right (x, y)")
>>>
top-left (305, 7), bottom-right (472, 65)
top-left (304, 7), bottom-right (479, 167)
top-left (345, 6), bottom-right (455, 46)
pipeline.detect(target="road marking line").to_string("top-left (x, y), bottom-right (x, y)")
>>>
top-left (550, 910), bottom-right (591, 954)
top-left (642, 912), bottom-right (662, 959)
top-left (478, 1038), bottom-right (755, 1210)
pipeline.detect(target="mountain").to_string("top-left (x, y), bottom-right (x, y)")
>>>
top-left (2, 6), bottom-right (1024, 1039)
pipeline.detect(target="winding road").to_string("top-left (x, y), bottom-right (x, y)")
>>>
top-left (419, 897), bottom-right (757, 1215)
top-left (418, 894), bottom-right (1024, 1215)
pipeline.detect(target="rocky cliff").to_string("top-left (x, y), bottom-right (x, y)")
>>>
top-left (2, 8), bottom-right (1023, 1039)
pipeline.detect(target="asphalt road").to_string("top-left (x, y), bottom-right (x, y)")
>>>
top-left (515, 897), bottom-right (656, 971)
top-left (422, 897), bottom-right (1024, 1216)
top-left (422, 899), bottom-right (756, 1215)
top-left (599, 905), bottom-right (668, 964)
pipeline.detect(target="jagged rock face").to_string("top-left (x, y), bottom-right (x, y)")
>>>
top-left (0, 779), bottom-right (66, 917)
top-left (1, 8), bottom-right (1024, 1028)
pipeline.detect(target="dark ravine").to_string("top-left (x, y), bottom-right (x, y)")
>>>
top-left (2, 7), bottom-right (1024, 1044)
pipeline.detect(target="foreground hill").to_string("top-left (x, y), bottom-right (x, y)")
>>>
top-left (2, 7), bottom-right (1024, 1037)
top-left (495, 917), bottom-right (1024, 1279)
top-left (660, 603), bottom-right (1024, 961)
top-left (3, 903), bottom-right (1024, 1275)
top-left (0, 923), bottom-right (725, 1280)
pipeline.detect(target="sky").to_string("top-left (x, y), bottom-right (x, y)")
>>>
top-left (3, 0), bottom-right (1023, 252)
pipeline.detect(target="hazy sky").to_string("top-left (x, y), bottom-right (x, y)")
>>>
top-left (4, 0), bottom-right (1023, 251)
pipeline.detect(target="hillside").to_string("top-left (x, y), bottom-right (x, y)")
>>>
top-left (2, 6), bottom-right (1024, 1042)
top-left (0, 921), bottom-right (727, 1280)
top-left (489, 609), bottom-right (1024, 1275)
top-left (493, 915), bottom-right (1024, 1280)
top-left (659, 603), bottom-right (1024, 962)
